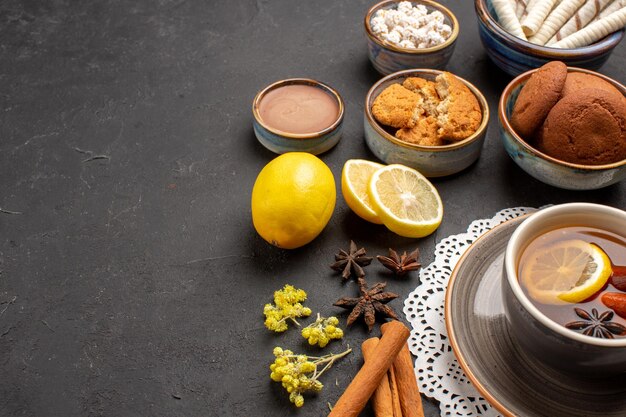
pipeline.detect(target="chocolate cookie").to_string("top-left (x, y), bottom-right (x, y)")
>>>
top-left (561, 72), bottom-right (623, 101)
top-left (537, 88), bottom-right (626, 165)
top-left (510, 61), bottom-right (567, 139)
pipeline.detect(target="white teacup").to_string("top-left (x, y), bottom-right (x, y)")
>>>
top-left (503, 203), bottom-right (626, 375)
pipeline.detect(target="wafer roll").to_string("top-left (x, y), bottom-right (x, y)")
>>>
top-left (522, 0), bottom-right (558, 36)
top-left (547, 0), bottom-right (613, 44)
top-left (521, 0), bottom-right (540, 19)
top-left (493, 0), bottom-right (528, 40)
top-left (529, 0), bottom-right (586, 45)
top-left (512, 0), bottom-right (529, 19)
top-left (552, 6), bottom-right (626, 47)
top-left (595, 0), bottom-right (625, 20)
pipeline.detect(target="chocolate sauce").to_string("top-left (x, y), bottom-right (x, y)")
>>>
top-left (259, 84), bottom-right (339, 134)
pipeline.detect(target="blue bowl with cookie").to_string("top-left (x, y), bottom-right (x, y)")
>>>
top-left (364, 69), bottom-right (489, 177)
top-left (364, 0), bottom-right (460, 75)
top-left (475, 0), bottom-right (625, 77)
top-left (252, 78), bottom-right (345, 155)
top-left (499, 62), bottom-right (626, 190)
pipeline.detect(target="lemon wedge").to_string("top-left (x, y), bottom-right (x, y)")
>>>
top-left (367, 164), bottom-right (443, 238)
top-left (521, 240), bottom-right (612, 305)
top-left (341, 159), bottom-right (385, 224)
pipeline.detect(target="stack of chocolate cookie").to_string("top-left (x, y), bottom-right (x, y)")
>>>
top-left (372, 72), bottom-right (482, 147)
top-left (511, 61), bottom-right (626, 165)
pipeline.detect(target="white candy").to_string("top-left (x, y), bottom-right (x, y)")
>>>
top-left (371, 2), bottom-right (452, 49)
top-left (372, 21), bottom-right (389, 35)
top-left (384, 30), bottom-right (402, 44)
top-left (385, 12), bottom-right (403, 27)
top-left (371, 15), bottom-right (386, 26)
top-left (414, 4), bottom-right (429, 16)
top-left (399, 39), bottom-right (417, 49)
top-left (397, 1), bottom-right (414, 14)
top-left (431, 11), bottom-right (445, 23)
top-left (428, 32), bottom-right (446, 46)
top-left (403, 16), bottom-right (420, 28)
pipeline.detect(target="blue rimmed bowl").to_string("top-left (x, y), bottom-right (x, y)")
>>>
top-left (252, 78), bottom-right (344, 155)
top-left (365, 69), bottom-right (489, 178)
top-left (499, 67), bottom-right (626, 190)
top-left (364, 0), bottom-right (459, 75)
top-left (475, 0), bottom-right (625, 77)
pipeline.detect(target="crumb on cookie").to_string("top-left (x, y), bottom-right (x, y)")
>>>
top-left (435, 72), bottom-right (482, 141)
top-left (395, 116), bottom-right (445, 146)
top-left (402, 77), bottom-right (440, 117)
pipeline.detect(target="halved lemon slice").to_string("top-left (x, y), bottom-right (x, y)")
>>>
top-left (341, 159), bottom-right (385, 224)
top-left (521, 240), bottom-right (612, 305)
top-left (367, 164), bottom-right (443, 238)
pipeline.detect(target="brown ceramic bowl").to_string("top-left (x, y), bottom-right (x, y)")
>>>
top-left (499, 67), bottom-right (626, 189)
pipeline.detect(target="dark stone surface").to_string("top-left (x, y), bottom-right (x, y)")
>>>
top-left (0, 0), bottom-right (624, 416)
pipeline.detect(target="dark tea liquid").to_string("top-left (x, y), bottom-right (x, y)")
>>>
top-left (518, 226), bottom-right (626, 337)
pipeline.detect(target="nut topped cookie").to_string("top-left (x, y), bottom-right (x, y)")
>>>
top-left (510, 61), bottom-right (567, 139)
top-left (537, 88), bottom-right (626, 165)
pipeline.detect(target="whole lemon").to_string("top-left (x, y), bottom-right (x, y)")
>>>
top-left (251, 152), bottom-right (336, 249)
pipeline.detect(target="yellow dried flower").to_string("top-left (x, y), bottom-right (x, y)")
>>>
top-left (263, 284), bottom-right (312, 332)
top-left (269, 346), bottom-right (351, 407)
top-left (301, 313), bottom-right (344, 347)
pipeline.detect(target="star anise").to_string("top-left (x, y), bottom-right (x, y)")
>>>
top-left (565, 307), bottom-right (626, 339)
top-left (377, 248), bottom-right (421, 276)
top-left (333, 278), bottom-right (398, 331)
top-left (330, 240), bottom-right (373, 280)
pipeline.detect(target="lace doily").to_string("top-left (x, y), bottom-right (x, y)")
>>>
top-left (403, 207), bottom-right (539, 417)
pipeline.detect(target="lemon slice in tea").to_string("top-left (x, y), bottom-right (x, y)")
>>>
top-left (521, 239), bottom-right (612, 305)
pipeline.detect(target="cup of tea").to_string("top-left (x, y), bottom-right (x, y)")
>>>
top-left (503, 203), bottom-right (626, 375)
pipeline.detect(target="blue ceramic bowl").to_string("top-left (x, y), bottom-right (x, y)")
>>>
top-left (475, 0), bottom-right (625, 77)
top-left (499, 67), bottom-right (626, 190)
top-left (365, 69), bottom-right (489, 178)
top-left (252, 78), bottom-right (344, 155)
top-left (364, 0), bottom-right (459, 75)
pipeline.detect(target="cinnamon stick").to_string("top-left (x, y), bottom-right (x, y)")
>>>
top-left (362, 338), bottom-right (402, 417)
top-left (328, 320), bottom-right (409, 417)
top-left (382, 322), bottom-right (425, 417)
top-left (388, 364), bottom-right (403, 417)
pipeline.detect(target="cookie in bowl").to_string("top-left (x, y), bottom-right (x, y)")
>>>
top-left (371, 71), bottom-right (482, 146)
top-left (537, 88), bottom-right (626, 166)
top-left (434, 72), bottom-right (483, 141)
top-left (365, 69), bottom-right (489, 177)
top-left (499, 63), bottom-right (626, 190)
top-left (509, 61), bottom-right (567, 139)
